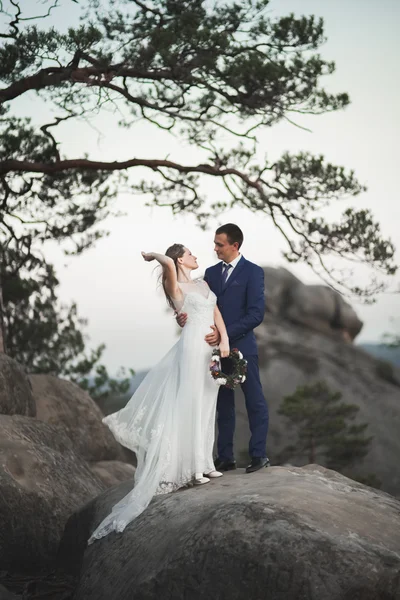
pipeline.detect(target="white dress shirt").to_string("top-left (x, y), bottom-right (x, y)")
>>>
top-left (222, 254), bottom-right (242, 282)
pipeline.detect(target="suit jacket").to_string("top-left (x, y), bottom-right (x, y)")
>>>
top-left (204, 257), bottom-right (265, 356)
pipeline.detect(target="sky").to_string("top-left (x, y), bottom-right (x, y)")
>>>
top-left (7, 0), bottom-right (400, 372)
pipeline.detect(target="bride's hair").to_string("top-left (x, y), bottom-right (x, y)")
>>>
top-left (161, 243), bottom-right (185, 309)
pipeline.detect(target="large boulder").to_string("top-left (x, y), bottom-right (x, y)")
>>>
top-left (234, 315), bottom-right (400, 496)
top-left (30, 374), bottom-right (132, 464)
top-left (0, 585), bottom-right (18, 600)
top-left (263, 266), bottom-right (363, 340)
top-left (0, 354), bottom-right (35, 417)
top-left (0, 414), bottom-right (104, 576)
top-left (58, 466), bottom-right (400, 600)
top-left (89, 461), bottom-right (135, 488)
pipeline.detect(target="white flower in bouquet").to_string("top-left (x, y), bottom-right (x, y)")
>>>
top-left (238, 351), bottom-right (243, 359)
top-left (215, 378), bottom-right (227, 386)
top-left (241, 375), bottom-right (246, 383)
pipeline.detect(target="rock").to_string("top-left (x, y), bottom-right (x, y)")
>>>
top-left (0, 414), bottom-right (104, 576)
top-left (0, 412), bottom-right (74, 454)
top-left (0, 584), bottom-right (19, 600)
top-left (89, 461), bottom-right (135, 488)
top-left (58, 466), bottom-right (400, 600)
top-left (233, 315), bottom-right (400, 496)
top-left (263, 266), bottom-right (363, 340)
top-left (30, 374), bottom-right (131, 463)
top-left (0, 354), bottom-right (35, 417)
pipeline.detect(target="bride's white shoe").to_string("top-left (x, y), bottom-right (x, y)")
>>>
top-left (204, 470), bottom-right (223, 478)
top-left (194, 474), bottom-right (210, 485)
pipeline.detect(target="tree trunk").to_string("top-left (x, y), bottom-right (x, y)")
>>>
top-left (0, 272), bottom-right (6, 353)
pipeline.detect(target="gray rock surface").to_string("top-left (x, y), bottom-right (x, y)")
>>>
top-left (0, 354), bottom-right (35, 417)
top-left (59, 466), bottom-right (400, 600)
top-left (233, 315), bottom-right (400, 496)
top-left (30, 374), bottom-right (131, 463)
top-left (0, 584), bottom-right (19, 600)
top-left (0, 585), bottom-right (18, 600)
top-left (89, 460), bottom-right (135, 488)
top-left (0, 414), bottom-right (104, 575)
top-left (263, 266), bottom-right (363, 340)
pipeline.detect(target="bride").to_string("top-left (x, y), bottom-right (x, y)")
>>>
top-left (88, 243), bottom-right (229, 543)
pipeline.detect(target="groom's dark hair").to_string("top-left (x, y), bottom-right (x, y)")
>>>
top-left (216, 223), bottom-right (244, 249)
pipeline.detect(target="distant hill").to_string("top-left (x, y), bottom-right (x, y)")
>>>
top-left (358, 343), bottom-right (400, 367)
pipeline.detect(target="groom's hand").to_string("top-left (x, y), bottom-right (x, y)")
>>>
top-left (205, 325), bottom-right (221, 346)
top-left (175, 311), bottom-right (187, 328)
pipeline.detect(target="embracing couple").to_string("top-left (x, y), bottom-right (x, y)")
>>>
top-left (88, 223), bottom-right (269, 544)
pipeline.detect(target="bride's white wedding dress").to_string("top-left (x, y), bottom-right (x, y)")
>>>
top-left (88, 280), bottom-right (218, 543)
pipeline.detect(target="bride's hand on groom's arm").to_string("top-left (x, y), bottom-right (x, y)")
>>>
top-left (205, 325), bottom-right (221, 347)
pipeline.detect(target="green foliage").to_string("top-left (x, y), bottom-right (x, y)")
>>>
top-left (78, 364), bottom-right (135, 402)
top-left (383, 330), bottom-right (400, 349)
top-left (1, 244), bottom-right (133, 400)
top-left (278, 381), bottom-right (373, 472)
top-left (0, 109), bottom-right (117, 257)
top-left (0, 0), bottom-right (396, 297)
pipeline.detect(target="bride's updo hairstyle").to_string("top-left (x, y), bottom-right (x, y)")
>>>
top-left (162, 243), bottom-right (185, 309)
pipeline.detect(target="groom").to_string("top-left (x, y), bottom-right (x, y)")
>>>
top-left (178, 223), bottom-right (269, 473)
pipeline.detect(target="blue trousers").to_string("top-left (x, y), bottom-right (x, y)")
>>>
top-left (216, 354), bottom-right (269, 460)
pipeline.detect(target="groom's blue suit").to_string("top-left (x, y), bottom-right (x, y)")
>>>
top-left (204, 256), bottom-right (269, 460)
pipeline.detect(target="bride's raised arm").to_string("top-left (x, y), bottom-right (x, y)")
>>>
top-left (141, 251), bottom-right (180, 301)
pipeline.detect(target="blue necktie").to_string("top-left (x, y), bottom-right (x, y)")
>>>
top-left (221, 263), bottom-right (232, 285)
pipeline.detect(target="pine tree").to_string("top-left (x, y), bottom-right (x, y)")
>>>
top-left (0, 0), bottom-right (396, 303)
top-left (278, 381), bottom-right (373, 472)
top-left (1, 245), bottom-right (133, 401)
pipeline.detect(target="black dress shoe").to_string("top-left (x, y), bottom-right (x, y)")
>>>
top-left (245, 457), bottom-right (270, 473)
top-left (214, 457), bottom-right (237, 471)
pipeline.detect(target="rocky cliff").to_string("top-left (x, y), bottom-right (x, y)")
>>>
top-left (60, 466), bottom-right (400, 600)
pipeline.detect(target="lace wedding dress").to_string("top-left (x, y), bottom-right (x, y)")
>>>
top-left (88, 280), bottom-right (218, 543)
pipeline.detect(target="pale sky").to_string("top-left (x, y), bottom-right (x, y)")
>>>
top-left (10, 0), bottom-right (400, 372)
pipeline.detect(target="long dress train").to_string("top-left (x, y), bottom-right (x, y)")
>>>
top-left (88, 281), bottom-right (218, 543)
